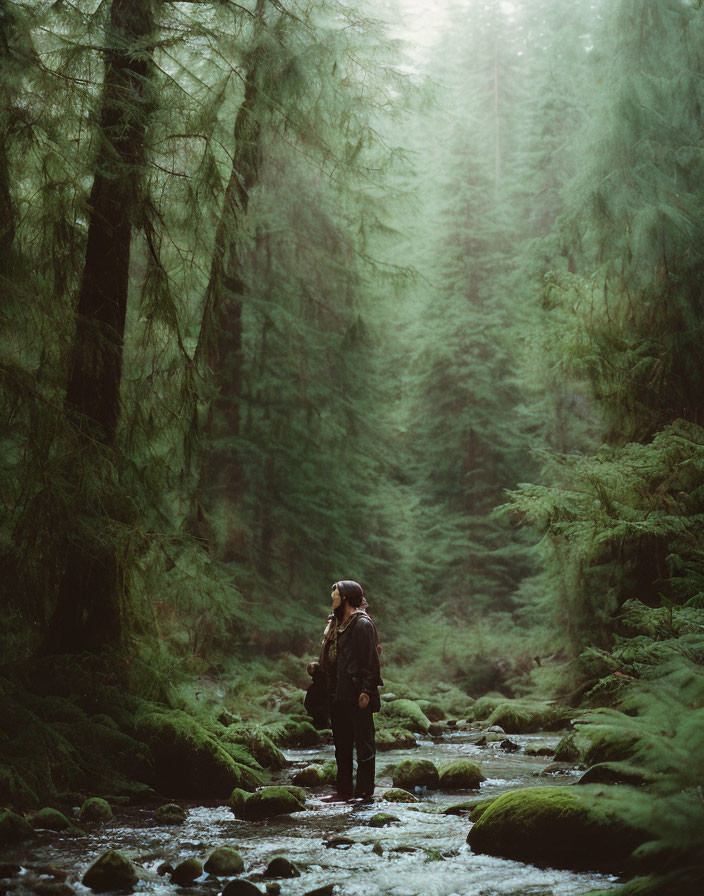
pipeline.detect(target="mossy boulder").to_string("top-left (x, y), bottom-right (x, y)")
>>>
top-left (382, 788), bottom-right (418, 803)
top-left (467, 786), bottom-right (648, 872)
top-left (79, 798), bottom-right (112, 823)
top-left (291, 766), bottom-right (323, 786)
top-left (438, 760), bottom-right (485, 790)
top-left (171, 858), bottom-right (203, 886)
top-left (379, 699), bottom-right (431, 734)
top-left (135, 707), bottom-right (263, 797)
top-left (375, 728), bottom-right (417, 751)
top-left (231, 786), bottom-right (306, 820)
top-left (368, 812), bottom-right (400, 827)
top-left (0, 810), bottom-right (35, 844)
top-left (416, 701), bottom-right (446, 722)
top-left (486, 701), bottom-right (572, 734)
top-left (554, 732), bottom-right (585, 763)
top-left (30, 808), bottom-right (77, 832)
top-left (204, 846), bottom-right (245, 875)
top-left (467, 695), bottom-right (505, 722)
top-left (264, 857), bottom-right (300, 878)
top-left (155, 802), bottom-right (187, 824)
top-left (392, 759), bottom-right (439, 790)
top-left (577, 762), bottom-right (656, 788)
top-left (582, 729), bottom-right (643, 767)
top-left (525, 744), bottom-right (555, 757)
top-left (279, 720), bottom-right (322, 747)
top-left (82, 850), bottom-right (138, 893)
top-left (223, 880), bottom-right (262, 896)
top-left (225, 727), bottom-right (288, 770)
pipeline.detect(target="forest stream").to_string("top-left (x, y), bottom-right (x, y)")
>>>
top-left (2, 729), bottom-right (619, 896)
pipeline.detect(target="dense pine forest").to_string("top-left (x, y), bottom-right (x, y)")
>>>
top-left (1, 1), bottom-right (703, 894)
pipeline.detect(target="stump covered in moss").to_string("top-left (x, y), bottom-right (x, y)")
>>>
top-left (467, 786), bottom-right (648, 872)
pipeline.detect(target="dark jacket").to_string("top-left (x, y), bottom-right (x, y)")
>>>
top-left (328, 613), bottom-right (383, 706)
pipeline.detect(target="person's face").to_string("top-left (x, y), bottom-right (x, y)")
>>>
top-left (331, 584), bottom-right (342, 611)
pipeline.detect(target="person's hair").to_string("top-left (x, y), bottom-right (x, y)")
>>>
top-left (334, 580), bottom-right (365, 608)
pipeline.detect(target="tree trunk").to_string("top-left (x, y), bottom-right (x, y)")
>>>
top-left (45, 0), bottom-right (155, 654)
top-left (189, 0), bottom-right (267, 560)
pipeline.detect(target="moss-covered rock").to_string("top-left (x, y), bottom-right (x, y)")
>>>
top-left (438, 760), bottom-right (485, 790)
top-left (428, 722), bottom-right (447, 737)
top-left (378, 699), bottom-right (431, 734)
top-left (0, 810), bottom-right (35, 844)
top-left (82, 850), bottom-right (138, 893)
top-left (79, 798), bottom-right (112, 823)
top-left (382, 788), bottom-right (418, 803)
top-left (231, 786), bottom-right (306, 820)
top-left (581, 729), bottom-right (643, 767)
top-left (291, 766), bottom-right (323, 786)
top-left (486, 701), bottom-right (572, 734)
top-left (135, 707), bottom-right (263, 797)
top-left (225, 727), bottom-right (288, 770)
top-left (223, 880), bottom-right (262, 896)
top-left (264, 856), bottom-right (300, 878)
top-left (154, 802), bottom-right (187, 824)
top-left (171, 857), bottom-right (203, 886)
top-left (204, 846), bottom-right (245, 875)
top-left (30, 808), bottom-right (77, 832)
top-left (577, 762), bottom-right (656, 787)
top-left (375, 728), bottom-right (417, 751)
top-left (416, 701), bottom-right (446, 722)
top-left (467, 786), bottom-right (648, 872)
top-left (466, 695), bottom-right (505, 722)
top-left (554, 732), bottom-right (584, 763)
top-left (525, 744), bottom-right (555, 757)
top-left (319, 760), bottom-right (337, 784)
top-left (278, 720), bottom-right (323, 747)
top-left (392, 759), bottom-right (439, 790)
top-left (368, 812), bottom-right (400, 827)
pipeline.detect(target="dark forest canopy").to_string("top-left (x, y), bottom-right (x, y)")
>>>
top-left (1, 0), bottom-right (704, 889)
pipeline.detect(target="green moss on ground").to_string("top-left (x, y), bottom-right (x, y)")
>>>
top-left (135, 706), bottom-right (263, 797)
top-left (467, 785), bottom-right (649, 873)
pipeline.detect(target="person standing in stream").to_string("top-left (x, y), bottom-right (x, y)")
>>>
top-left (309, 580), bottom-right (383, 802)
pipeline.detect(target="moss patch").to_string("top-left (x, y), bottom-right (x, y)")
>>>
top-left (376, 728), bottom-right (417, 751)
top-left (135, 706), bottom-right (263, 797)
top-left (392, 759), bottom-right (439, 790)
top-left (378, 699), bottom-right (431, 734)
top-left (467, 786), bottom-right (649, 873)
top-left (486, 701), bottom-right (572, 734)
top-left (438, 760), bottom-right (485, 790)
top-left (230, 786), bottom-right (306, 820)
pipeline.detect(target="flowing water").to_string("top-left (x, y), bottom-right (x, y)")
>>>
top-left (2, 729), bottom-right (620, 896)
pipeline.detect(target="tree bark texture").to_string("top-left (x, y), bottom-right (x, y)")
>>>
top-left (190, 0), bottom-right (267, 561)
top-left (46, 0), bottom-right (155, 654)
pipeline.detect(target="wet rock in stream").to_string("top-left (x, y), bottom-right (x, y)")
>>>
top-left (170, 856), bottom-right (203, 885)
top-left (204, 845), bottom-right (245, 874)
top-left (82, 849), bottom-right (138, 893)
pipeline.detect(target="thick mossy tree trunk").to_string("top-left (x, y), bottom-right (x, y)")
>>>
top-left (45, 0), bottom-right (156, 655)
top-left (190, 0), bottom-right (267, 561)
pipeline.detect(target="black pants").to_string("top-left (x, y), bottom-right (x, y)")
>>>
top-left (329, 700), bottom-right (376, 798)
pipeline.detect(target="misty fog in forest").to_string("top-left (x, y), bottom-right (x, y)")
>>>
top-left (1, 1), bottom-right (703, 894)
